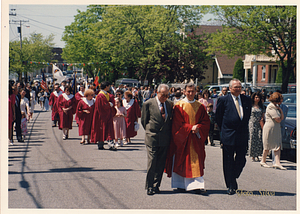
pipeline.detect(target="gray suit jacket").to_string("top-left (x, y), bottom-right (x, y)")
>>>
top-left (141, 98), bottom-right (173, 147)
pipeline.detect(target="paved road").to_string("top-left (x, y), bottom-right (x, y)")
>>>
top-left (7, 105), bottom-right (296, 211)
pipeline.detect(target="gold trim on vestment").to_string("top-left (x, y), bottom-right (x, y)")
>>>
top-left (177, 100), bottom-right (201, 178)
top-left (99, 90), bottom-right (109, 101)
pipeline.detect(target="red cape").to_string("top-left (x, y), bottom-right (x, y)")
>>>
top-left (165, 100), bottom-right (210, 178)
top-left (76, 99), bottom-right (95, 136)
top-left (90, 92), bottom-right (116, 143)
top-left (57, 94), bottom-right (76, 130)
top-left (124, 99), bottom-right (141, 138)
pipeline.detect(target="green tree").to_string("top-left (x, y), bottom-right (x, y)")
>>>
top-left (204, 6), bottom-right (296, 93)
top-left (62, 5), bottom-right (211, 84)
top-left (232, 58), bottom-right (244, 81)
top-left (9, 33), bottom-right (55, 82)
top-left (62, 6), bottom-right (105, 80)
top-left (275, 61), bottom-right (295, 83)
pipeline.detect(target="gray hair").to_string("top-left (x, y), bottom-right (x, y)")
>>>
top-left (229, 79), bottom-right (241, 88)
top-left (157, 84), bottom-right (169, 92)
top-left (184, 82), bottom-right (196, 90)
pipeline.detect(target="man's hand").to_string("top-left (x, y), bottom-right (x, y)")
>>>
top-left (191, 125), bottom-right (199, 134)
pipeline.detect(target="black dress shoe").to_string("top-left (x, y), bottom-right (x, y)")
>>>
top-left (227, 188), bottom-right (236, 195)
top-left (154, 187), bottom-right (160, 194)
top-left (174, 188), bottom-right (186, 193)
top-left (18, 139), bottom-right (24, 142)
top-left (195, 189), bottom-right (207, 195)
top-left (147, 188), bottom-right (155, 195)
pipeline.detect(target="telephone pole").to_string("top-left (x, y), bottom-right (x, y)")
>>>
top-left (10, 20), bottom-right (29, 49)
top-left (10, 8), bottom-right (29, 81)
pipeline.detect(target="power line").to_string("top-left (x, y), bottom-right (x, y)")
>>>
top-left (25, 21), bottom-right (62, 36)
top-left (17, 14), bottom-right (65, 31)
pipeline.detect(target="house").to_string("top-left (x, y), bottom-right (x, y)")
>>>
top-left (193, 25), bottom-right (244, 85)
top-left (243, 54), bottom-right (279, 87)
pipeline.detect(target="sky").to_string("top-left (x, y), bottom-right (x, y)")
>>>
top-left (9, 4), bottom-right (89, 48)
top-left (8, 4), bottom-right (216, 49)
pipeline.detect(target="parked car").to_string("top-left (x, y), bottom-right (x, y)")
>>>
top-left (205, 84), bottom-right (229, 95)
top-left (282, 93), bottom-right (296, 104)
top-left (115, 78), bottom-right (140, 87)
top-left (290, 127), bottom-right (296, 149)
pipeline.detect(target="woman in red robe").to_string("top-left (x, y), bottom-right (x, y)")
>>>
top-left (122, 91), bottom-right (141, 144)
top-left (74, 84), bottom-right (85, 124)
top-left (57, 86), bottom-right (76, 140)
top-left (76, 89), bottom-right (95, 145)
top-left (90, 81), bottom-right (116, 150)
top-left (49, 83), bottom-right (62, 127)
top-left (9, 85), bottom-right (16, 145)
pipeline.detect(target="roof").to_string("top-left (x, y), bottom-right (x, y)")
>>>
top-left (193, 25), bottom-right (223, 35)
top-left (216, 55), bottom-right (244, 75)
top-left (194, 25), bottom-right (244, 75)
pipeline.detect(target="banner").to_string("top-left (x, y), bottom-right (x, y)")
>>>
top-left (41, 73), bottom-right (48, 90)
top-left (94, 70), bottom-right (101, 87)
top-left (53, 64), bottom-right (66, 84)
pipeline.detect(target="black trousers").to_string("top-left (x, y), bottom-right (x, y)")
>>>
top-left (145, 145), bottom-right (168, 189)
top-left (222, 144), bottom-right (247, 189)
top-left (14, 114), bottom-right (22, 140)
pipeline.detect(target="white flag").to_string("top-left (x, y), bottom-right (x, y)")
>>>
top-left (52, 64), bottom-right (65, 84)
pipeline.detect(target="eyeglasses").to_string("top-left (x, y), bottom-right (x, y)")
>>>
top-left (160, 93), bottom-right (169, 98)
top-left (116, 93), bottom-right (121, 96)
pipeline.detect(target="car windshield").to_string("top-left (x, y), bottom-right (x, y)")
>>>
top-left (282, 94), bottom-right (296, 104)
top-left (286, 105), bottom-right (296, 118)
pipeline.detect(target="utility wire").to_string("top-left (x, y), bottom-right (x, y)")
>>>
top-left (18, 14), bottom-right (65, 31)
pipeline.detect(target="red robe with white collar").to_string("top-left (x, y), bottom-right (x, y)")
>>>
top-left (90, 92), bottom-right (116, 143)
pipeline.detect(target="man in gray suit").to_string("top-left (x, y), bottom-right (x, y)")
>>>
top-left (141, 84), bottom-right (173, 195)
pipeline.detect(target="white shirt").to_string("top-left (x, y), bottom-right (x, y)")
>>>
top-left (231, 94), bottom-right (243, 120)
top-left (155, 96), bottom-right (168, 119)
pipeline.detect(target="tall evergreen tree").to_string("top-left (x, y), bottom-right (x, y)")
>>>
top-left (232, 58), bottom-right (244, 82)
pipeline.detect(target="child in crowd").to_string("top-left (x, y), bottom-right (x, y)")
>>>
top-left (206, 103), bottom-right (215, 146)
top-left (112, 98), bottom-right (127, 150)
top-left (21, 111), bottom-right (28, 139)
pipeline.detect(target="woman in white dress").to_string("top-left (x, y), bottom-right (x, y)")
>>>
top-left (260, 92), bottom-right (286, 170)
top-left (29, 85), bottom-right (36, 120)
top-left (19, 88), bottom-right (31, 121)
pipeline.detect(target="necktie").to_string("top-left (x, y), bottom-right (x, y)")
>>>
top-left (235, 97), bottom-right (241, 118)
top-left (160, 104), bottom-right (165, 120)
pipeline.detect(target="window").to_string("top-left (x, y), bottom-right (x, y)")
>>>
top-left (261, 66), bottom-right (266, 81)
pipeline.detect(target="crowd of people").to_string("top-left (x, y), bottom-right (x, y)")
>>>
top-left (8, 78), bottom-right (288, 196)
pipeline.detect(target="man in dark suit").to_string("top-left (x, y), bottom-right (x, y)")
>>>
top-left (215, 79), bottom-right (252, 195)
top-left (141, 84), bottom-right (173, 195)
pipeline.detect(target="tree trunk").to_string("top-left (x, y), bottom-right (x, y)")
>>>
top-left (281, 61), bottom-right (289, 94)
top-left (25, 72), bottom-right (28, 83)
top-left (18, 71), bottom-right (22, 82)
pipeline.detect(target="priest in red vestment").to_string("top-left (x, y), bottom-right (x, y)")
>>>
top-left (90, 81), bottom-right (116, 150)
top-left (122, 91), bottom-right (141, 144)
top-left (165, 82), bottom-right (210, 194)
top-left (76, 89), bottom-right (95, 145)
top-left (74, 84), bottom-right (85, 124)
top-left (49, 83), bottom-right (62, 127)
top-left (57, 86), bottom-right (76, 140)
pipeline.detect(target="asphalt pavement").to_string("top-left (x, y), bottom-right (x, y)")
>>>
top-left (7, 105), bottom-right (297, 211)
